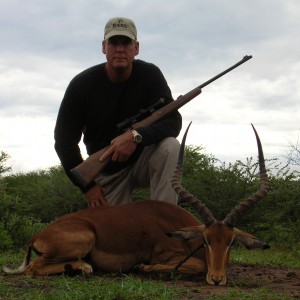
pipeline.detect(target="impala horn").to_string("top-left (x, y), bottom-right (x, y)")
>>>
top-left (172, 122), bottom-right (217, 227)
top-left (223, 124), bottom-right (269, 227)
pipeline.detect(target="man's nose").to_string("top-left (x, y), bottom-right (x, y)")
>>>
top-left (116, 43), bottom-right (125, 50)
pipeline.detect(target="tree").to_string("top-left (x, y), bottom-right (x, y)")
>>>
top-left (286, 136), bottom-right (300, 168)
top-left (0, 151), bottom-right (11, 176)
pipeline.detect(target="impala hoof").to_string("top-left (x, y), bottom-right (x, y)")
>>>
top-left (133, 263), bottom-right (145, 272)
top-left (64, 263), bottom-right (93, 277)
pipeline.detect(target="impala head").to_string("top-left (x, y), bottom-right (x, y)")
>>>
top-left (170, 123), bottom-right (270, 285)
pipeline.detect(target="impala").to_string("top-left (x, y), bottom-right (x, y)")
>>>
top-left (3, 124), bottom-right (269, 285)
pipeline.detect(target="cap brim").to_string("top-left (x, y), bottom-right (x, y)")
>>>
top-left (105, 30), bottom-right (136, 40)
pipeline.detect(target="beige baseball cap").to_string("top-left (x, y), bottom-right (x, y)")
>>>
top-left (104, 17), bottom-right (137, 40)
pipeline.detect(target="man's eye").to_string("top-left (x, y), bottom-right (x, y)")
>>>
top-left (109, 37), bottom-right (132, 46)
top-left (124, 40), bottom-right (131, 46)
top-left (109, 38), bottom-right (119, 45)
top-left (120, 38), bottom-right (132, 46)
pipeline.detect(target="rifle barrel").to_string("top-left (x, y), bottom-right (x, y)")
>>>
top-left (198, 55), bottom-right (252, 89)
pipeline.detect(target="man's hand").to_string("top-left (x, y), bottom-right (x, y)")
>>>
top-left (100, 130), bottom-right (136, 162)
top-left (84, 185), bottom-right (108, 207)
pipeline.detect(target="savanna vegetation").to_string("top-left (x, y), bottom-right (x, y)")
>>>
top-left (0, 146), bottom-right (299, 299)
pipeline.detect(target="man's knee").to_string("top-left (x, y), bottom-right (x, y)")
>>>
top-left (156, 137), bottom-right (180, 158)
top-left (149, 137), bottom-right (180, 172)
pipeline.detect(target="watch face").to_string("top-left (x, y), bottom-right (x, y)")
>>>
top-left (134, 134), bottom-right (142, 143)
top-left (132, 130), bottom-right (142, 144)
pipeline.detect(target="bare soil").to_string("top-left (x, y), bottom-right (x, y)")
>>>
top-left (166, 263), bottom-right (300, 299)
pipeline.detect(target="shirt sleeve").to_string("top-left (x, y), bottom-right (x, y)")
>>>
top-left (54, 80), bottom-right (88, 189)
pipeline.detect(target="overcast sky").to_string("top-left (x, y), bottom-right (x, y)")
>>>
top-left (0, 0), bottom-right (299, 174)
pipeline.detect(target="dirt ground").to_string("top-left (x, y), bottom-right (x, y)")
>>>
top-left (166, 263), bottom-right (300, 299)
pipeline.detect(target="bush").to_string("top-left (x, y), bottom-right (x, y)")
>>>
top-left (2, 166), bottom-right (86, 223)
top-left (179, 146), bottom-right (300, 247)
top-left (0, 182), bottom-right (47, 250)
top-left (0, 223), bottom-right (13, 249)
top-left (0, 165), bottom-right (84, 250)
top-left (180, 147), bottom-right (263, 222)
top-left (0, 147), bottom-right (299, 251)
top-left (0, 151), bottom-right (11, 175)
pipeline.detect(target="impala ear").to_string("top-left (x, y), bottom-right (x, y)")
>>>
top-left (235, 229), bottom-right (270, 250)
top-left (166, 225), bottom-right (204, 241)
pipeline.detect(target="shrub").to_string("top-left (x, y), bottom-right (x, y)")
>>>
top-left (0, 147), bottom-right (299, 250)
top-left (2, 166), bottom-right (86, 223)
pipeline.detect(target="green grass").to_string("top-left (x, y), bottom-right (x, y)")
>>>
top-left (231, 244), bottom-right (300, 268)
top-left (1, 247), bottom-right (299, 300)
top-left (0, 273), bottom-right (180, 300)
top-left (0, 252), bottom-right (181, 300)
top-left (0, 252), bottom-right (182, 300)
top-left (1, 278), bottom-right (294, 300)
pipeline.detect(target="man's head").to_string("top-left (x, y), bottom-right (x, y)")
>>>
top-left (104, 17), bottom-right (137, 40)
top-left (102, 17), bottom-right (139, 82)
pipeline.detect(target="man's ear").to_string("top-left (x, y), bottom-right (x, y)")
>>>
top-left (102, 40), bottom-right (107, 54)
top-left (134, 41), bottom-right (139, 55)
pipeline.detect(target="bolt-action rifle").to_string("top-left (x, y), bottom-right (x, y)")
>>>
top-left (71, 55), bottom-right (252, 189)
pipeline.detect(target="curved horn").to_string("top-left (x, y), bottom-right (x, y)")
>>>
top-left (172, 122), bottom-right (217, 226)
top-left (223, 124), bottom-right (269, 227)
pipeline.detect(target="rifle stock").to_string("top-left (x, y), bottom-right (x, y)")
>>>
top-left (71, 55), bottom-right (252, 189)
top-left (71, 146), bottom-right (111, 189)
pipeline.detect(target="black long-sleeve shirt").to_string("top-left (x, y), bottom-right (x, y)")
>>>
top-left (54, 59), bottom-right (182, 190)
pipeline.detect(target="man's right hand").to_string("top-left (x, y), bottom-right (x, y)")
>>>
top-left (84, 185), bottom-right (108, 207)
top-left (99, 130), bottom-right (137, 162)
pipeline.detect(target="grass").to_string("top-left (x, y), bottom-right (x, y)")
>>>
top-left (1, 246), bottom-right (299, 300)
top-left (0, 252), bottom-right (181, 300)
top-left (231, 244), bottom-right (300, 268)
top-left (0, 273), bottom-right (180, 300)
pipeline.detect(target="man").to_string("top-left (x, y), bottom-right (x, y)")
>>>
top-left (54, 17), bottom-right (182, 207)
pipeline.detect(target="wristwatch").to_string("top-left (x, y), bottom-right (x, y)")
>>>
top-left (131, 129), bottom-right (142, 144)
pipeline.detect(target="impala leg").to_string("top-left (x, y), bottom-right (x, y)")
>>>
top-left (24, 257), bottom-right (93, 276)
top-left (139, 257), bottom-right (206, 275)
top-left (24, 227), bottom-right (96, 276)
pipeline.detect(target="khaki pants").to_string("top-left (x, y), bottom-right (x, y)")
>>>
top-left (94, 137), bottom-right (180, 205)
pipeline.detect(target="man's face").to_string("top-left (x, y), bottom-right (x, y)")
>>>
top-left (102, 36), bottom-right (139, 71)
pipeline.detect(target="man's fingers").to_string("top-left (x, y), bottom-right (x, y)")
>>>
top-left (89, 201), bottom-right (96, 208)
top-left (99, 149), bottom-right (112, 162)
top-left (84, 185), bottom-right (108, 207)
top-left (99, 196), bottom-right (109, 206)
top-left (88, 198), bottom-right (107, 208)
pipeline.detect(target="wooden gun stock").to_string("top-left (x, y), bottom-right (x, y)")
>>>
top-left (71, 55), bottom-right (252, 189)
top-left (70, 146), bottom-right (110, 189)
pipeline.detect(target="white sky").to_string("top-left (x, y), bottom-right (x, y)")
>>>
top-left (0, 0), bottom-right (299, 174)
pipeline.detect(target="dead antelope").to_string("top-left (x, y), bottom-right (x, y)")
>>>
top-left (168, 122), bottom-right (270, 285)
top-left (2, 124), bottom-right (269, 286)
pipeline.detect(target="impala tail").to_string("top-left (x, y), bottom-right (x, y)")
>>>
top-left (2, 244), bottom-right (32, 274)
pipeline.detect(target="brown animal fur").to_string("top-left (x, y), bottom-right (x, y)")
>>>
top-left (3, 200), bottom-right (206, 276)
